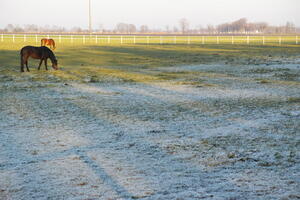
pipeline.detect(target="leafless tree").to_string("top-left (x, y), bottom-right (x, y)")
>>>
top-left (179, 18), bottom-right (189, 34)
top-left (231, 18), bottom-right (247, 32)
top-left (285, 22), bottom-right (295, 33)
top-left (1, 18), bottom-right (299, 34)
top-left (173, 26), bottom-right (179, 33)
top-left (128, 24), bottom-right (137, 33)
top-left (116, 23), bottom-right (128, 33)
top-left (97, 24), bottom-right (104, 33)
top-left (71, 26), bottom-right (83, 33)
top-left (5, 24), bottom-right (14, 32)
top-left (256, 22), bottom-right (268, 33)
top-left (140, 25), bottom-right (149, 33)
top-left (207, 24), bottom-right (215, 34)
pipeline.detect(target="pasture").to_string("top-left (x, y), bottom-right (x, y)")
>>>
top-left (0, 40), bottom-right (300, 199)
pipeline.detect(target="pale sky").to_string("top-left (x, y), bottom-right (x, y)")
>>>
top-left (0, 0), bottom-right (299, 30)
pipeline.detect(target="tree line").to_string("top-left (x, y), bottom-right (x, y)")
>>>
top-left (1, 18), bottom-right (299, 34)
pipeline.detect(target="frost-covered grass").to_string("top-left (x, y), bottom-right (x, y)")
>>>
top-left (0, 43), bottom-right (300, 199)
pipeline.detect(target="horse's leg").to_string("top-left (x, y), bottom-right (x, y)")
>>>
top-left (44, 58), bottom-right (48, 70)
top-left (20, 55), bottom-right (24, 72)
top-left (38, 59), bottom-right (43, 70)
top-left (25, 60), bottom-right (30, 72)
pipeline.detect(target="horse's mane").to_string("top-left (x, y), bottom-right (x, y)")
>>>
top-left (41, 46), bottom-right (57, 64)
top-left (48, 49), bottom-right (57, 64)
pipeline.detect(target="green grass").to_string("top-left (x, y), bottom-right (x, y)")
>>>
top-left (287, 97), bottom-right (300, 103)
top-left (0, 40), bottom-right (299, 84)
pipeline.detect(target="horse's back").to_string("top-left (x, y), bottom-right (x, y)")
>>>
top-left (20, 46), bottom-right (36, 54)
top-left (20, 46), bottom-right (50, 59)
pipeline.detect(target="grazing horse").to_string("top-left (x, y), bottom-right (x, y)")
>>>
top-left (20, 46), bottom-right (58, 72)
top-left (41, 38), bottom-right (56, 50)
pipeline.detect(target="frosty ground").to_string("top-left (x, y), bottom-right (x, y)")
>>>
top-left (0, 58), bottom-right (300, 199)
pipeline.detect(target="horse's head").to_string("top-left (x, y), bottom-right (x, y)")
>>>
top-left (52, 59), bottom-right (58, 70)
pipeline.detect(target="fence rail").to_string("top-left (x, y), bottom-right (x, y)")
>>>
top-left (0, 34), bottom-right (299, 45)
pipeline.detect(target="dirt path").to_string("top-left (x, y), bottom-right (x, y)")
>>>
top-left (0, 63), bottom-right (299, 200)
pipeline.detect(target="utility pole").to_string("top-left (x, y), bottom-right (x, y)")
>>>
top-left (89, 0), bottom-right (92, 33)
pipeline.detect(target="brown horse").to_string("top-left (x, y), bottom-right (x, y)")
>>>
top-left (20, 46), bottom-right (58, 72)
top-left (41, 38), bottom-right (56, 50)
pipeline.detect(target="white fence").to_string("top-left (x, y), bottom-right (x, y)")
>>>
top-left (0, 34), bottom-right (299, 45)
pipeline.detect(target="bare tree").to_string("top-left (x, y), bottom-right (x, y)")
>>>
top-left (231, 18), bottom-right (247, 32)
top-left (207, 24), bottom-right (215, 34)
top-left (1, 18), bottom-right (299, 34)
top-left (116, 23), bottom-right (128, 33)
top-left (173, 26), bottom-right (179, 33)
top-left (24, 24), bottom-right (38, 32)
top-left (128, 24), bottom-right (137, 33)
top-left (285, 22), bottom-right (295, 33)
top-left (71, 26), bottom-right (83, 33)
top-left (97, 24), bottom-right (104, 33)
top-left (5, 24), bottom-right (14, 32)
top-left (256, 22), bottom-right (268, 33)
top-left (14, 25), bottom-right (24, 33)
top-left (165, 25), bottom-right (171, 33)
top-left (140, 25), bottom-right (149, 33)
top-left (179, 18), bottom-right (189, 34)
top-left (217, 23), bottom-right (231, 33)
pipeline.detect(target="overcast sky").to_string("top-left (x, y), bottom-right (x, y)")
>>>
top-left (0, 0), bottom-right (299, 29)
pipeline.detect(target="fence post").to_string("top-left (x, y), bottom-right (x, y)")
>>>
top-left (95, 35), bottom-right (98, 44)
top-left (133, 36), bottom-right (136, 44)
top-left (83, 35), bottom-right (85, 44)
top-left (1, 34), bottom-right (3, 42)
top-left (147, 36), bottom-right (149, 44)
top-left (231, 36), bottom-right (234, 44)
top-left (217, 36), bottom-right (219, 44)
top-left (35, 34), bottom-right (38, 44)
top-left (188, 36), bottom-right (191, 44)
top-left (120, 35), bottom-right (123, 44)
top-left (202, 36), bottom-right (205, 44)
top-left (174, 36), bottom-right (176, 44)
top-left (262, 36), bottom-right (265, 45)
top-left (59, 35), bottom-right (61, 43)
top-left (23, 34), bottom-right (26, 42)
top-left (71, 35), bottom-right (73, 44)
top-left (47, 35), bottom-right (49, 39)
top-left (296, 36), bottom-right (298, 45)
top-left (247, 36), bottom-right (249, 44)
top-left (160, 36), bottom-right (163, 44)
top-left (108, 36), bottom-right (110, 44)
top-left (13, 34), bottom-right (15, 43)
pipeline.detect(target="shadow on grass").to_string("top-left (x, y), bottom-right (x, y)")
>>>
top-left (1, 44), bottom-right (300, 83)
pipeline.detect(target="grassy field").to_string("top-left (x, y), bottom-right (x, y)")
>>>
top-left (0, 40), bottom-right (300, 83)
top-left (0, 40), bottom-right (300, 199)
